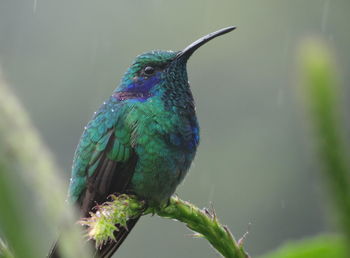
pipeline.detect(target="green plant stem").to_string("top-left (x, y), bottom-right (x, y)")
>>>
top-left (155, 196), bottom-right (248, 258)
top-left (82, 194), bottom-right (248, 258)
top-left (300, 40), bottom-right (350, 252)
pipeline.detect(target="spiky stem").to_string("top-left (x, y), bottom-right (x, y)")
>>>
top-left (81, 194), bottom-right (248, 258)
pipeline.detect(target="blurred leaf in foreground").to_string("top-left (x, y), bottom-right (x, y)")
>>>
top-left (0, 238), bottom-right (14, 258)
top-left (260, 235), bottom-right (346, 258)
top-left (0, 74), bottom-right (91, 257)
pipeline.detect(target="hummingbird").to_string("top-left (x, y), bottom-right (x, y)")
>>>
top-left (49, 26), bottom-right (235, 258)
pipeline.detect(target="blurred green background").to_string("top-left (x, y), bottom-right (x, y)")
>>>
top-left (0, 0), bottom-right (349, 257)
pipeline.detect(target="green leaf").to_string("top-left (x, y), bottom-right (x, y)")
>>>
top-left (261, 235), bottom-right (346, 258)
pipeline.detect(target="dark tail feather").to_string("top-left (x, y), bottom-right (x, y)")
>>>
top-left (97, 216), bottom-right (140, 258)
top-left (48, 217), bottom-right (140, 258)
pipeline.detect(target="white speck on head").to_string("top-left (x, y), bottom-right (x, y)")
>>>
top-left (103, 102), bottom-right (106, 105)
top-left (111, 109), bottom-right (115, 112)
top-left (84, 126), bottom-right (87, 130)
top-left (94, 111), bottom-right (97, 115)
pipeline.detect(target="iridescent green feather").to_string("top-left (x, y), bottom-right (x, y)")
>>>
top-left (68, 101), bottom-right (132, 203)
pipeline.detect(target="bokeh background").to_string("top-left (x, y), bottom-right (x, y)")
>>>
top-left (0, 0), bottom-right (349, 257)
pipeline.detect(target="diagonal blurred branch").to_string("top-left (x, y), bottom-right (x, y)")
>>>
top-left (0, 74), bottom-right (91, 258)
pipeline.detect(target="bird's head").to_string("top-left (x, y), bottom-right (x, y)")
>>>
top-left (115, 26), bottom-right (236, 103)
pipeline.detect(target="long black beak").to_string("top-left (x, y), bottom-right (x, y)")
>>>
top-left (176, 26), bottom-right (236, 60)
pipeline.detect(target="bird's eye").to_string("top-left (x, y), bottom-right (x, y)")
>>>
top-left (144, 66), bottom-right (155, 76)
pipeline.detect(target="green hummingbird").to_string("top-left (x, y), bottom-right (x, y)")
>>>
top-left (49, 26), bottom-right (235, 258)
